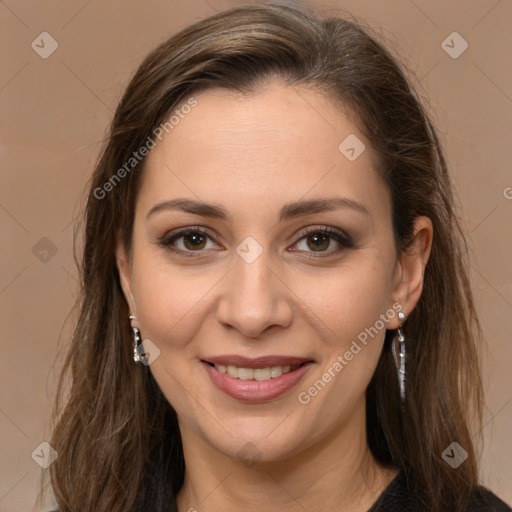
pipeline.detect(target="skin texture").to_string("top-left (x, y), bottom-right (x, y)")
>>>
top-left (116, 81), bottom-right (433, 512)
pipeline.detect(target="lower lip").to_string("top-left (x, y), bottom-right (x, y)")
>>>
top-left (202, 361), bottom-right (314, 402)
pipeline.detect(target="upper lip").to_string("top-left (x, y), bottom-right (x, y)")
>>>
top-left (202, 355), bottom-right (314, 369)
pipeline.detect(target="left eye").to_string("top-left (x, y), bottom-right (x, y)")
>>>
top-left (292, 227), bottom-right (353, 255)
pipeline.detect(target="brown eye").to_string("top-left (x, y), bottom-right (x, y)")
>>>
top-left (292, 227), bottom-right (353, 256)
top-left (182, 232), bottom-right (207, 250)
top-left (305, 233), bottom-right (331, 251)
top-left (159, 227), bottom-right (219, 257)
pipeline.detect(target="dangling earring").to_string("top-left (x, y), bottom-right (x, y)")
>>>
top-left (391, 311), bottom-right (406, 402)
top-left (129, 315), bottom-right (142, 363)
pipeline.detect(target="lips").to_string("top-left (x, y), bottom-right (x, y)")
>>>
top-left (201, 354), bottom-right (315, 402)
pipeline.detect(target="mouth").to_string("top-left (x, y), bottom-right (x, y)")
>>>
top-left (202, 360), bottom-right (308, 381)
top-left (201, 355), bottom-right (315, 402)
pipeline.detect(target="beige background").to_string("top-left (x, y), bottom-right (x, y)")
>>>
top-left (0, 0), bottom-right (510, 510)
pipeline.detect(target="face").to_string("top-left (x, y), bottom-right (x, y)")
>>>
top-left (117, 81), bottom-right (425, 464)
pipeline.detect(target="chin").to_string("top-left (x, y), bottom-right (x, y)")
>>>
top-left (196, 415), bottom-right (313, 465)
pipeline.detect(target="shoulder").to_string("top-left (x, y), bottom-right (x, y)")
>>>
top-left (466, 486), bottom-right (512, 512)
top-left (47, 478), bottom-right (512, 512)
top-left (368, 470), bottom-right (511, 512)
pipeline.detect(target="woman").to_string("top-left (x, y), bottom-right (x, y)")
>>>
top-left (41, 3), bottom-right (511, 511)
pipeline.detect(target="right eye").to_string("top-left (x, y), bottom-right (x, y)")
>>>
top-left (158, 227), bottom-right (222, 257)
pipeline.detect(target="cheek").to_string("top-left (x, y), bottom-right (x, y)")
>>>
top-left (130, 250), bottom-right (214, 349)
top-left (293, 262), bottom-right (395, 410)
top-left (295, 261), bottom-right (394, 348)
top-left (132, 246), bottom-right (395, 350)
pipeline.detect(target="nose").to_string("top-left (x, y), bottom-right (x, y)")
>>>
top-left (215, 246), bottom-right (293, 339)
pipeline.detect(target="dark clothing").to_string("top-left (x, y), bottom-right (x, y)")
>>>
top-left (368, 470), bottom-right (511, 511)
top-left (49, 469), bottom-right (511, 511)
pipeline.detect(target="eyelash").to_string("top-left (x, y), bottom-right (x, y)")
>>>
top-left (158, 225), bottom-right (354, 259)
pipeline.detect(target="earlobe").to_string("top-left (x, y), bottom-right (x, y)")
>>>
top-left (388, 216), bottom-right (433, 329)
top-left (115, 232), bottom-right (137, 318)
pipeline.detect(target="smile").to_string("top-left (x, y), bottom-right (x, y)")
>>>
top-left (201, 356), bottom-right (314, 402)
top-left (210, 363), bottom-right (300, 381)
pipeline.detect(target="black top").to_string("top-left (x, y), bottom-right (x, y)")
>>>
top-left (368, 470), bottom-right (512, 512)
top-left (49, 470), bottom-right (512, 511)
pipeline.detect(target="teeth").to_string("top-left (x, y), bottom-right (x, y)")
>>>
top-left (227, 365), bottom-right (239, 378)
top-left (254, 368), bottom-right (271, 381)
top-left (270, 366), bottom-right (282, 378)
top-left (238, 367), bottom-right (254, 380)
top-left (213, 363), bottom-right (299, 381)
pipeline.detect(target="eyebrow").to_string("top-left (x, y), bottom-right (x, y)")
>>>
top-left (146, 196), bottom-right (370, 222)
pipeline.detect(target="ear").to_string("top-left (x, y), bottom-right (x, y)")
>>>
top-left (115, 231), bottom-right (139, 324)
top-left (388, 216), bottom-right (433, 329)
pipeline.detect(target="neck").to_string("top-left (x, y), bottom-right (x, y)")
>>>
top-left (176, 402), bottom-right (398, 512)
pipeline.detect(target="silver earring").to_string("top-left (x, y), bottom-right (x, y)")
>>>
top-left (391, 311), bottom-right (406, 403)
top-left (129, 315), bottom-right (142, 363)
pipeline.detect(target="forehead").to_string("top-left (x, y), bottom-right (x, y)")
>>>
top-left (137, 82), bottom-right (389, 221)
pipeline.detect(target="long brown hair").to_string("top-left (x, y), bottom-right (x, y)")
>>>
top-left (40, 3), bottom-right (485, 511)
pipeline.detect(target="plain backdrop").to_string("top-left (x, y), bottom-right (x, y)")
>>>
top-left (0, 0), bottom-right (510, 510)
